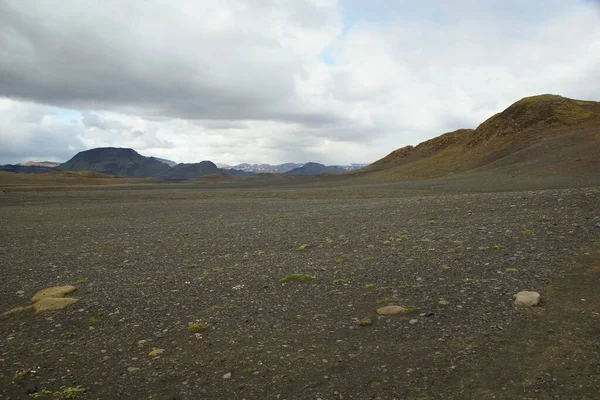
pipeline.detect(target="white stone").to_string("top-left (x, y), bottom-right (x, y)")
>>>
top-left (514, 291), bottom-right (541, 307)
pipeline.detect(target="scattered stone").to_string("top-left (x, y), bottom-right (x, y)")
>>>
top-left (594, 223), bottom-right (600, 229)
top-left (376, 306), bottom-right (409, 315)
top-left (148, 348), bottom-right (165, 357)
top-left (514, 291), bottom-right (541, 307)
top-left (26, 384), bottom-right (38, 394)
top-left (409, 319), bottom-right (418, 325)
top-left (438, 300), bottom-right (450, 306)
top-left (359, 317), bottom-right (373, 327)
top-left (295, 244), bottom-right (310, 251)
top-left (223, 372), bottom-right (232, 380)
top-left (505, 268), bottom-right (518, 273)
top-left (425, 312), bottom-right (435, 317)
top-left (16, 290), bottom-right (25, 297)
top-left (127, 367), bottom-right (139, 373)
top-left (547, 328), bottom-right (554, 334)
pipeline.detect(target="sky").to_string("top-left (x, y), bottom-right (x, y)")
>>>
top-left (1, 0), bottom-right (599, 165)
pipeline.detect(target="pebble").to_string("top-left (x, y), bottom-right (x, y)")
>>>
top-left (359, 317), bottom-right (373, 326)
top-left (26, 384), bottom-right (38, 394)
top-left (223, 372), bottom-right (232, 379)
top-left (409, 319), bottom-right (418, 325)
top-left (16, 290), bottom-right (25, 297)
top-left (514, 291), bottom-right (541, 307)
top-left (127, 367), bottom-right (139, 372)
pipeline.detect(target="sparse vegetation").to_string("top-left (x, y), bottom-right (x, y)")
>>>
top-left (74, 278), bottom-right (88, 285)
top-left (295, 244), bottom-right (310, 251)
top-left (522, 229), bottom-right (534, 236)
top-left (280, 274), bottom-right (316, 283)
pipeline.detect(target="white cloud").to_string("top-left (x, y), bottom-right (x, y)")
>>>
top-left (0, 0), bottom-right (599, 165)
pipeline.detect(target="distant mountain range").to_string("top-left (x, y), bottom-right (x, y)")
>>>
top-left (4, 94), bottom-right (595, 183)
top-left (1, 147), bottom-right (353, 180)
top-left (221, 162), bottom-right (368, 174)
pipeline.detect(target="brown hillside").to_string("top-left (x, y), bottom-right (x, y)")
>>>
top-left (359, 94), bottom-right (600, 181)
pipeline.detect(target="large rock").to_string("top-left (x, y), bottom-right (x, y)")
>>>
top-left (514, 291), bottom-right (541, 307)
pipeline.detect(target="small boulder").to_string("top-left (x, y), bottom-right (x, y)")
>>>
top-left (514, 291), bottom-right (541, 307)
top-left (376, 306), bottom-right (409, 315)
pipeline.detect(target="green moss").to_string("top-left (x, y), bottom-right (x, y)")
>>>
top-left (521, 229), bottom-right (534, 236)
top-left (330, 278), bottom-right (350, 286)
top-left (492, 245), bottom-right (505, 250)
top-left (280, 274), bottom-right (316, 283)
top-left (74, 278), bottom-right (88, 285)
top-left (187, 321), bottom-right (208, 333)
top-left (29, 386), bottom-right (87, 399)
top-left (295, 244), bottom-right (310, 251)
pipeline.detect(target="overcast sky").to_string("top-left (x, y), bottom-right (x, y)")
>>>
top-left (1, 0), bottom-right (599, 165)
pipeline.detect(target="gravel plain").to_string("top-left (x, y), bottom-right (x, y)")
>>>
top-left (0, 180), bottom-right (599, 399)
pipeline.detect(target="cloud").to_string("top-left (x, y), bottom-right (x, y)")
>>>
top-left (0, 0), bottom-right (599, 165)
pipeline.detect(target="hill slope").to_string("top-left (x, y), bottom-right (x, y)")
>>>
top-left (57, 147), bottom-right (171, 178)
top-left (159, 161), bottom-right (219, 180)
top-left (360, 94), bottom-right (600, 181)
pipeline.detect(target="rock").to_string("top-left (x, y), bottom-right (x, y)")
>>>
top-left (31, 285), bottom-right (77, 303)
top-left (148, 348), bottom-right (164, 357)
top-left (425, 312), bottom-right (435, 317)
top-left (594, 223), bottom-right (600, 229)
top-left (33, 297), bottom-right (78, 313)
top-left (409, 319), bottom-right (418, 325)
top-left (127, 367), bottom-right (139, 372)
top-left (359, 317), bottom-right (373, 326)
top-left (438, 300), bottom-right (450, 306)
top-left (376, 306), bottom-right (408, 315)
top-left (514, 291), bottom-right (541, 307)
top-left (223, 372), bottom-right (232, 379)
top-left (26, 384), bottom-right (38, 394)
top-left (16, 290), bottom-right (25, 297)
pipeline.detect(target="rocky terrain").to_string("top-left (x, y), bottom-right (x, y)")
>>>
top-left (0, 177), bottom-right (598, 399)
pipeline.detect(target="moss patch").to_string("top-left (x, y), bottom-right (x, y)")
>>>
top-left (280, 274), bottom-right (316, 283)
top-left (33, 297), bottom-right (78, 313)
top-left (188, 321), bottom-right (208, 333)
top-left (29, 386), bottom-right (87, 399)
top-left (31, 286), bottom-right (77, 303)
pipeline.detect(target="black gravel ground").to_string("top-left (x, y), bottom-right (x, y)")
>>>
top-left (0, 181), bottom-right (599, 399)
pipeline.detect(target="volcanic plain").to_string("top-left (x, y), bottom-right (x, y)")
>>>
top-left (1, 175), bottom-right (599, 399)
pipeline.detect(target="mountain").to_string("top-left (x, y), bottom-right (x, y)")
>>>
top-left (359, 94), bottom-right (600, 181)
top-left (57, 147), bottom-right (171, 178)
top-left (287, 162), bottom-right (347, 176)
top-left (20, 161), bottom-right (61, 168)
top-left (224, 163), bottom-right (304, 174)
top-left (151, 157), bottom-right (177, 167)
top-left (159, 161), bottom-right (219, 180)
